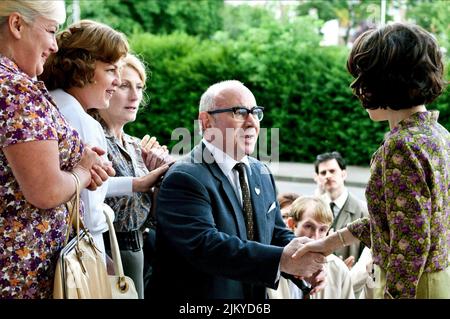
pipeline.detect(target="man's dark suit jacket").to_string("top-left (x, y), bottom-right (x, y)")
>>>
top-left (331, 192), bottom-right (368, 262)
top-left (151, 143), bottom-right (294, 299)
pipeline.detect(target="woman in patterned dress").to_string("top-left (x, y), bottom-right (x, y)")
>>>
top-left (292, 23), bottom-right (449, 299)
top-left (0, 1), bottom-right (112, 298)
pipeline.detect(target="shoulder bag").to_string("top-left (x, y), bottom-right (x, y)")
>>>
top-left (103, 204), bottom-right (138, 299)
top-left (53, 173), bottom-right (112, 298)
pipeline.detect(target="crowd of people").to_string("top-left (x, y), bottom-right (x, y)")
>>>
top-left (0, 1), bottom-right (448, 299)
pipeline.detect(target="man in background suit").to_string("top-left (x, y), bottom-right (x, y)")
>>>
top-left (314, 151), bottom-right (368, 267)
top-left (151, 80), bottom-right (325, 299)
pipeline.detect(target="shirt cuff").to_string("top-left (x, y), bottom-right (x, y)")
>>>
top-left (275, 263), bottom-right (281, 283)
top-left (106, 176), bottom-right (133, 197)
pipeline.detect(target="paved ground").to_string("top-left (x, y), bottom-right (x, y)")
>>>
top-left (268, 161), bottom-right (370, 202)
top-left (172, 155), bottom-right (371, 201)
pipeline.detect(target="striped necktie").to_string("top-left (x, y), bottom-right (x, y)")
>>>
top-left (234, 163), bottom-right (254, 241)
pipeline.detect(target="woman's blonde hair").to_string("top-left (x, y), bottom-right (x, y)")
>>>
top-left (121, 53), bottom-right (150, 107)
top-left (289, 196), bottom-right (333, 226)
top-left (40, 19), bottom-right (129, 90)
top-left (0, 0), bottom-right (66, 26)
top-left (123, 53), bottom-right (147, 85)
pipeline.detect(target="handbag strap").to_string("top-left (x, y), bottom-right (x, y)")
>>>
top-left (64, 172), bottom-right (88, 246)
top-left (64, 172), bottom-right (79, 245)
top-left (103, 204), bottom-right (129, 291)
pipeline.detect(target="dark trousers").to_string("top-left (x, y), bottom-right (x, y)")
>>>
top-left (143, 228), bottom-right (156, 299)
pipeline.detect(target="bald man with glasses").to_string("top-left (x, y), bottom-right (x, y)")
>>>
top-left (151, 80), bottom-right (326, 300)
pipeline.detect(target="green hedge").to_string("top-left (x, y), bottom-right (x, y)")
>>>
top-left (127, 32), bottom-right (449, 166)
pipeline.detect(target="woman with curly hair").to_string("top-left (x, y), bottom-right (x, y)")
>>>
top-left (39, 20), bottom-right (130, 260)
top-left (292, 23), bottom-right (449, 299)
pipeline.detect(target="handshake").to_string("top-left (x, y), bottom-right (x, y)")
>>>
top-left (280, 236), bottom-right (331, 296)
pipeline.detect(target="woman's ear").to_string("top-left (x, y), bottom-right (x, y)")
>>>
top-left (8, 13), bottom-right (25, 40)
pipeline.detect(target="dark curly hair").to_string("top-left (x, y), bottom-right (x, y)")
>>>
top-left (347, 23), bottom-right (446, 110)
top-left (39, 20), bottom-right (129, 90)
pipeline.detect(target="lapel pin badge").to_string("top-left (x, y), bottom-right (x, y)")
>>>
top-left (255, 187), bottom-right (260, 195)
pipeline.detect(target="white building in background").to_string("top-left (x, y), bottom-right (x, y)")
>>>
top-left (320, 19), bottom-right (340, 46)
top-left (224, 0), bottom-right (407, 47)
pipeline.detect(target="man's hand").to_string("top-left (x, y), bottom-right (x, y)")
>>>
top-left (280, 238), bottom-right (326, 278)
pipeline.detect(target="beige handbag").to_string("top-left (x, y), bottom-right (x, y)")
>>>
top-left (53, 173), bottom-right (112, 299)
top-left (102, 204), bottom-right (138, 299)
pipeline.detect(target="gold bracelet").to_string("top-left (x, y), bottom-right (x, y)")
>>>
top-left (337, 229), bottom-right (347, 247)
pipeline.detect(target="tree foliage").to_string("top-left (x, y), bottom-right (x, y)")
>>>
top-left (62, 1), bottom-right (448, 165)
top-left (127, 13), bottom-right (449, 166)
top-left (66, 0), bottom-right (224, 37)
top-left (406, 0), bottom-right (450, 56)
top-left (221, 3), bottom-right (279, 40)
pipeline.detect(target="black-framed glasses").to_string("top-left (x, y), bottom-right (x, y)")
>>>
top-left (207, 106), bottom-right (264, 121)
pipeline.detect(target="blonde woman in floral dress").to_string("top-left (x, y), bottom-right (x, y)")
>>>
top-left (0, 1), bottom-right (110, 298)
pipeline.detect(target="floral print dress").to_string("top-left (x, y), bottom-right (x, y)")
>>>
top-left (0, 56), bottom-right (84, 298)
top-left (348, 111), bottom-right (450, 298)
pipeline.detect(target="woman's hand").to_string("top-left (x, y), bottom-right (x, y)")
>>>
top-left (141, 135), bottom-right (160, 151)
top-left (89, 145), bottom-right (115, 176)
top-left (292, 228), bottom-right (356, 261)
top-left (75, 146), bottom-right (115, 190)
top-left (141, 135), bottom-right (175, 170)
top-left (291, 237), bottom-right (333, 261)
top-left (132, 164), bottom-right (170, 193)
